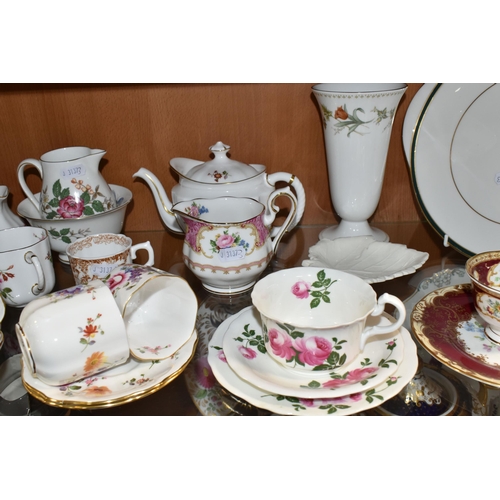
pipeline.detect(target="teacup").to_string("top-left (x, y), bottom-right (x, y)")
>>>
top-left (103, 264), bottom-right (197, 361)
top-left (0, 226), bottom-right (55, 307)
top-left (66, 233), bottom-right (154, 285)
top-left (15, 279), bottom-right (129, 386)
top-left (466, 251), bottom-right (500, 343)
top-left (251, 267), bottom-right (406, 373)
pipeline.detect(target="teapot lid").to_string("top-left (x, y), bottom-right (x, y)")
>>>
top-left (173, 141), bottom-right (262, 183)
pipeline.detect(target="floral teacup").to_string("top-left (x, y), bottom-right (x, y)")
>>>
top-left (103, 264), bottom-right (197, 361)
top-left (15, 280), bottom-right (129, 386)
top-left (251, 267), bottom-right (406, 373)
top-left (466, 251), bottom-right (500, 343)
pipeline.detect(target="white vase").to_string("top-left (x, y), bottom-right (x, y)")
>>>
top-left (0, 185), bottom-right (25, 230)
top-left (312, 83), bottom-right (407, 242)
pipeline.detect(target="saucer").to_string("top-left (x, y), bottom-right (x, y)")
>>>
top-left (208, 314), bottom-right (418, 416)
top-left (22, 329), bottom-right (198, 410)
top-left (222, 306), bottom-right (404, 399)
top-left (412, 283), bottom-right (500, 387)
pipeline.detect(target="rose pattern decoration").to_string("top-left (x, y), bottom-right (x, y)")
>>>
top-left (292, 269), bottom-right (337, 309)
top-left (233, 323), bottom-right (266, 360)
top-left (185, 201), bottom-right (209, 218)
top-left (41, 178), bottom-right (113, 220)
top-left (210, 230), bottom-right (250, 254)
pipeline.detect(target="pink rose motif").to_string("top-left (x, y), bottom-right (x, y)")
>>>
top-left (291, 280), bottom-right (311, 299)
top-left (299, 398), bottom-right (316, 407)
top-left (106, 271), bottom-right (127, 291)
top-left (322, 367), bottom-right (378, 389)
top-left (218, 350), bottom-right (227, 363)
top-left (216, 234), bottom-right (234, 249)
top-left (294, 336), bottom-right (332, 366)
top-left (268, 328), bottom-right (295, 360)
top-left (238, 346), bottom-right (257, 360)
top-left (321, 392), bottom-right (362, 404)
top-left (57, 196), bottom-right (85, 219)
top-left (188, 205), bottom-right (200, 217)
top-left (345, 367), bottom-right (378, 383)
top-left (322, 378), bottom-right (351, 389)
top-left (195, 356), bottom-right (216, 389)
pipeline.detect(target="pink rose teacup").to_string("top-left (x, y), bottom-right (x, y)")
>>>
top-left (251, 267), bottom-right (406, 373)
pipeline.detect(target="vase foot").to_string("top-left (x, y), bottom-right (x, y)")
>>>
top-left (319, 222), bottom-right (389, 242)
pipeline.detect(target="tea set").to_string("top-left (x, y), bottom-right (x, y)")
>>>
top-left (1, 129), bottom-right (496, 415)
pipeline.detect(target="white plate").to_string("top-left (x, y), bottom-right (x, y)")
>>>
top-left (222, 306), bottom-right (403, 398)
top-left (402, 83), bottom-right (436, 163)
top-left (22, 329), bottom-right (197, 409)
top-left (302, 236), bottom-right (428, 284)
top-left (208, 314), bottom-right (418, 416)
top-left (409, 83), bottom-right (500, 256)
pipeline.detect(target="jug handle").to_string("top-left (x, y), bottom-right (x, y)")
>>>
top-left (267, 172), bottom-right (306, 237)
top-left (17, 158), bottom-right (43, 212)
top-left (264, 187), bottom-right (298, 254)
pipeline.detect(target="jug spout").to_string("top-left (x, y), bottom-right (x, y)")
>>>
top-left (132, 168), bottom-right (182, 233)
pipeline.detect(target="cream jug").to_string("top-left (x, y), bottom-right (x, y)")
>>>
top-left (173, 190), bottom-right (297, 294)
top-left (17, 146), bottom-right (117, 220)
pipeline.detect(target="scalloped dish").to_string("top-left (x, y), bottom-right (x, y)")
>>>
top-left (302, 236), bottom-right (429, 284)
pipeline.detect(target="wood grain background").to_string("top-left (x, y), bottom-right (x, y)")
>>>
top-left (0, 83), bottom-right (424, 232)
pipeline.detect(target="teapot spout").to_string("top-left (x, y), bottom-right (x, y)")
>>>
top-left (132, 167), bottom-right (183, 233)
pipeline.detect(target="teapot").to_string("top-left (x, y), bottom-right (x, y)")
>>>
top-left (172, 189), bottom-right (297, 294)
top-left (133, 141), bottom-right (306, 236)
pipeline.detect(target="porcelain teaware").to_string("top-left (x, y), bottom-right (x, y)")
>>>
top-left (66, 233), bottom-right (154, 285)
top-left (466, 251), bottom-right (500, 343)
top-left (17, 184), bottom-right (132, 263)
top-left (103, 264), bottom-right (197, 361)
top-left (0, 186), bottom-right (25, 230)
top-left (17, 146), bottom-right (117, 220)
top-left (133, 141), bottom-right (306, 237)
top-left (172, 192), bottom-right (297, 294)
top-left (0, 226), bottom-right (55, 307)
top-left (16, 279), bottom-right (129, 386)
top-left (251, 267), bottom-right (406, 373)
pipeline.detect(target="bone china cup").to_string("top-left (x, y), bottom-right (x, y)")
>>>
top-left (466, 251), bottom-right (500, 343)
top-left (15, 280), bottom-right (129, 386)
top-left (0, 226), bottom-right (55, 308)
top-left (251, 267), bottom-right (406, 373)
top-left (66, 233), bottom-right (155, 285)
top-left (103, 264), bottom-right (197, 361)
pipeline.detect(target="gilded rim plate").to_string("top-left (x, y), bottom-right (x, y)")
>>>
top-left (208, 312), bottom-right (418, 416)
top-left (411, 284), bottom-right (500, 387)
top-left (22, 329), bottom-right (198, 410)
top-left (222, 306), bottom-right (403, 399)
top-left (409, 83), bottom-right (500, 257)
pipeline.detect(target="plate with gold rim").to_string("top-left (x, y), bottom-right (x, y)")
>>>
top-left (222, 306), bottom-right (404, 399)
top-left (21, 329), bottom-right (198, 410)
top-left (208, 314), bottom-right (418, 416)
top-left (411, 284), bottom-right (500, 387)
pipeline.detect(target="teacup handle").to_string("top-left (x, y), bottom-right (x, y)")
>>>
top-left (130, 241), bottom-right (155, 266)
top-left (263, 187), bottom-right (298, 253)
top-left (359, 293), bottom-right (406, 350)
top-left (25, 251), bottom-right (46, 295)
top-left (17, 158), bottom-right (43, 213)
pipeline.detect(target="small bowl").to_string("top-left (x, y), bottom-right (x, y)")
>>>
top-left (16, 280), bottom-right (129, 386)
top-left (466, 251), bottom-right (500, 343)
top-left (103, 264), bottom-right (198, 361)
top-left (17, 184), bottom-right (132, 263)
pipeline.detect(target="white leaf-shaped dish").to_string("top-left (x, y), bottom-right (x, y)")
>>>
top-left (302, 236), bottom-right (429, 284)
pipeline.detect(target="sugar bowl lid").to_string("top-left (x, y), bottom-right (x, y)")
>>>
top-left (171, 141), bottom-right (262, 183)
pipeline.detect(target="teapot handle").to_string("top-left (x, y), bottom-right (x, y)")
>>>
top-left (267, 172), bottom-right (306, 237)
top-left (17, 158), bottom-right (43, 213)
top-left (263, 187), bottom-right (298, 253)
